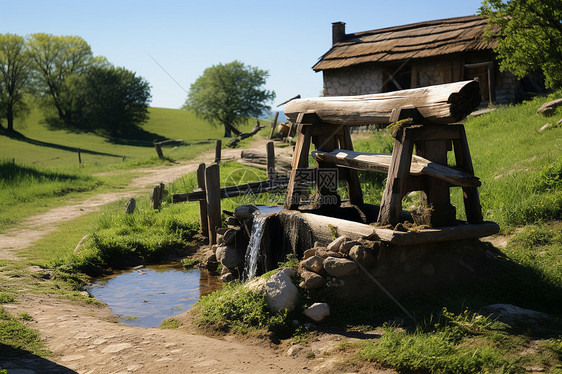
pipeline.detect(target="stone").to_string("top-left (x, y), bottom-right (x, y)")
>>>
top-left (481, 304), bottom-right (550, 326)
top-left (340, 240), bottom-right (361, 254)
top-left (349, 245), bottom-right (375, 268)
top-left (327, 236), bottom-right (347, 252)
top-left (316, 248), bottom-right (342, 259)
top-left (301, 255), bottom-right (324, 274)
top-left (125, 198), bottom-right (136, 214)
top-left (244, 277), bottom-right (267, 294)
top-left (265, 268), bottom-right (299, 313)
top-left (299, 271), bottom-right (325, 289)
top-left (323, 257), bottom-right (357, 278)
top-left (221, 228), bottom-right (238, 245)
top-left (215, 245), bottom-right (244, 269)
top-left (234, 204), bottom-right (259, 219)
top-left (206, 253), bottom-right (217, 263)
top-left (101, 343), bottom-right (132, 353)
top-left (302, 248), bottom-right (316, 259)
top-left (303, 303), bottom-right (330, 322)
top-left (287, 344), bottom-right (304, 357)
top-left (220, 272), bottom-right (234, 283)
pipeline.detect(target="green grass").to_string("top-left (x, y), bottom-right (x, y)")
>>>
top-left (0, 306), bottom-right (50, 357)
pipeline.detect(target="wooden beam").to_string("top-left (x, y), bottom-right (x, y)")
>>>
top-left (215, 139), bottom-right (222, 163)
top-left (312, 150), bottom-right (480, 188)
top-left (285, 116), bottom-right (314, 209)
top-left (205, 163), bottom-right (221, 245)
top-left (266, 141), bottom-right (276, 180)
top-left (284, 80), bottom-right (481, 125)
top-left (153, 139), bottom-right (164, 159)
top-left (269, 111), bottom-right (279, 139)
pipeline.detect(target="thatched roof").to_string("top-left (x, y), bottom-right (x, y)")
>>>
top-left (313, 16), bottom-right (496, 71)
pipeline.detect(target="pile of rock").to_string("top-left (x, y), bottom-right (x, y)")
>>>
top-left (205, 205), bottom-right (257, 282)
top-left (295, 235), bottom-right (381, 302)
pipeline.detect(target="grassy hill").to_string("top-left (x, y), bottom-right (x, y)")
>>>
top-left (0, 106), bottom-right (257, 169)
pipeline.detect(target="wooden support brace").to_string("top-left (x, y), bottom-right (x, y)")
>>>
top-left (153, 139), bottom-right (164, 159)
top-left (453, 126), bottom-right (483, 223)
top-left (266, 141), bottom-right (276, 180)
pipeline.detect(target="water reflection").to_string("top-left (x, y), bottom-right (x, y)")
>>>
top-left (87, 264), bottom-right (222, 328)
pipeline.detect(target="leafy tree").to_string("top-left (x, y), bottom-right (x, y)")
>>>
top-left (480, 0), bottom-right (562, 89)
top-left (0, 33), bottom-right (31, 132)
top-left (77, 65), bottom-right (151, 137)
top-left (27, 33), bottom-right (93, 126)
top-left (184, 60), bottom-right (275, 137)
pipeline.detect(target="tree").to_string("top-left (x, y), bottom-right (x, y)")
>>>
top-left (78, 65), bottom-right (151, 137)
top-left (184, 60), bottom-right (275, 137)
top-left (27, 33), bottom-right (93, 126)
top-left (480, 0), bottom-right (562, 89)
top-left (0, 33), bottom-right (31, 132)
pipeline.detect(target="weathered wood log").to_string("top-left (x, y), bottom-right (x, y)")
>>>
top-left (298, 212), bottom-right (499, 246)
top-left (312, 149), bottom-right (481, 188)
top-left (537, 98), bottom-right (562, 116)
top-left (284, 80), bottom-right (481, 125)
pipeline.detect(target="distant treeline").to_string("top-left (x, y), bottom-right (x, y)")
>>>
top-left (0, 33), bottom-right (151, 137)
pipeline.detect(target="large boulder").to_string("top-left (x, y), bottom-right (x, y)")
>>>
top-left (265, 268), bottom-right (298, 313)
top-left (349, 245), bottom-right (376, 268)
top-left (215, 245), bottom-right (244, 269)
top-left (323, 257), bottom-right (358, 278)
top-left (481, 304), bottom-right (550, 326)
top-left (244, 277), bottom-right (267, 294)
top-left (327, 236), bottom-right (347, 252)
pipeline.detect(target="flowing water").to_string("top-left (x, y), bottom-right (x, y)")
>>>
top-left (242, 205), bottom-right (283, 280)
top-left (87, 264), bottom-right (221, 328)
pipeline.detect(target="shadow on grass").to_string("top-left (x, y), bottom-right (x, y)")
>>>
top-left (0, 344), bottom-right (77, 373)
top-left (0, 128), bottom-right (125, 159)
top-left (0, 160), bottom-right (88, 182)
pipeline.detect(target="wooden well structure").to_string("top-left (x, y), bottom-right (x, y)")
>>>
top-left (282, 80), bottom-right (499, 244)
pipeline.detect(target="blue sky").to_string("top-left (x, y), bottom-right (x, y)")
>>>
top-left (2, 0), bottom-right (485, 109)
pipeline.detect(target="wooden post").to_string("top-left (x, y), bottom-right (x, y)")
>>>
top-left (197, 163), bottom-right (209, 237)
top-left (77, 148), bottom-right (82, 164)
top-left (269, 112), bottom-right (279, 139)
top-left (284, 119), bottom-right (313, 209)
top-left (151, 183), bottom-right (165, 209)
top-left (378, 127), bottom-right (415, 226)
top-left (453, 126), bottom-right (483, 224)
top-left (266, 141), bottom-right (275, 180)
top-left (205, 163), bottom-right (221, 245)
top-left (338, 126), bottom-right (364, 205)
top-left (215, 140), bottom-right (222, 163)
top-left (153, 140), bottom-right (164, 159)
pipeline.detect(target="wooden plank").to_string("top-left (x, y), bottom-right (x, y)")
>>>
top-left (312, 149), bottom-right (480, 187)
top-left (453, 126), bottom-right (483, 223)
top-left (378, 127), bottom-right (415, 225)
top-left (196, 163), bottom-right (208, 237)
top-left (339, 126), bottom-right (363, 205)
top-left (269, 111), bottom-right (279, 139)
top-left (373, 221), bottom-right (500, 245)
top-left (205, 163), bottom-right (221, 245)
top-left (285, 80), bottom-right (481, 125)
top-left (266, 141), bottom-right (275, 180)
top-left (284, 119), bottom-right (313, 209)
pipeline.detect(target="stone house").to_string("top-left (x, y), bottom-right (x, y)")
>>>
top-left (313, 16), bottom-right (538, 104)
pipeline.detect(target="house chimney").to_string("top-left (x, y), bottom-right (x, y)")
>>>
top-left (332, 22), bottom-right (346, 45)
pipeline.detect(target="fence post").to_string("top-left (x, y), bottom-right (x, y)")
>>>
top-left (196, 163), bottom-right (209, 237)
top-left (153, 140), bottom-right (164, 159)
top-left (269, 111), bottom-right (279, 139)
top-left (78, 148), bottom-right (82, 164)
top-left (215, 139), bottom-right (222, 163)
top-left (151, 183), bottom-right (165, 209)
top-left (266, 141), bottom-right (276, 180)
top-left (205, 163), bottom-right (221, 245)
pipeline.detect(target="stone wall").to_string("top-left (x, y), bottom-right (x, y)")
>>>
top-left (323, 64), bottom-right (383, 96)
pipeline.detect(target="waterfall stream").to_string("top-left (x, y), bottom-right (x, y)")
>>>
top-left (242, 213), bottom-right (267, 280)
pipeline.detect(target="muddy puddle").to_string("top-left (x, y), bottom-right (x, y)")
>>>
top-left (87, 264), bottom-right (222, 328)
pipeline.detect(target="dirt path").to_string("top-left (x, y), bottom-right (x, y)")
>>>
top-left (1, 137), bottom-right (388, 373)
